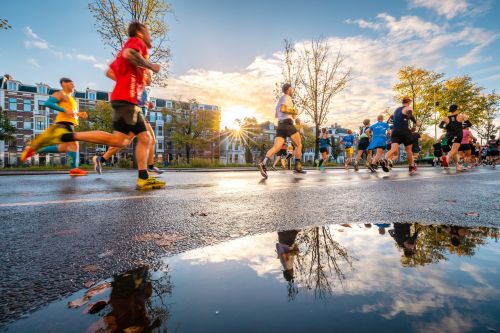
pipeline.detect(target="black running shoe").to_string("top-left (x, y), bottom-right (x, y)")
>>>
top-left (381, 159), bottom-right (390, 172)
top-left (368, 163), bottom-right (377, 172)
top-left (258, 162), bottom-right (268, 179)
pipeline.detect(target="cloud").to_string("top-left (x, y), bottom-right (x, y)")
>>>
top-left (26, 58), bottom-right (40, 68)
top-left (23, 27), bottom-right (49, 49)
top-left (93, 63), bottom-right (108, 71)
top-left (410, 0), bottom-right (469, 19)
top-left (76, 54), bottom-right (97, 62)
top-left (153, 13), bottom-right (496, 130)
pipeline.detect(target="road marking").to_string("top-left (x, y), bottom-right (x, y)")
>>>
top-left (0, 195), bottom-right (164, 208)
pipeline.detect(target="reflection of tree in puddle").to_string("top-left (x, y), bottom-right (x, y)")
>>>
top-left (390, 223), bottom-right (499, 267)
top-left (278, 226), bottom-right (354, 300)
top-left (88, 264), bottom-right (172, 332)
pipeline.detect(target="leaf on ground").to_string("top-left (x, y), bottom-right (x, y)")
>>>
top-left (191, 211), bottom-right (208, 217)
top-left (83, 265), bottom-right (100, 273)
top-left (68, 296), bottom-right (90, 308)
top-left (135, 233), bottom-right (185, 246)
top-left (340, 224), bottom-right (352, 228)
top-left (85, 282), bottom-right (112, 298)
top-left (465, 212), bottom-right (480, 217)
top-left (445, 200), bottom-right (457, 203)
top-left (84, 281), bottom-right (96, 289)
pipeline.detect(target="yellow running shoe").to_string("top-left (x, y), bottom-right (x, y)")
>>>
top-left (30, 125), bottom-right (69, 151)
top-left (136, 176), bottom-right (166, 190)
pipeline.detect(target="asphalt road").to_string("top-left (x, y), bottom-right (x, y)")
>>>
top-left (1, 166), bottom-right (499, 326)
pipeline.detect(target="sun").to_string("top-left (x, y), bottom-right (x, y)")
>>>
top-left (221, 105), bottom-right (258, 130)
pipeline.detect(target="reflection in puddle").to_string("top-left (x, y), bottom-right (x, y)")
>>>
top-left (6, 223), bottom-right (500, 333)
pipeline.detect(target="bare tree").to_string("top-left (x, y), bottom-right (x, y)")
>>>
top-left (88, 0), bottom-right (174, 87)
top-left (279, 38), bottom-right (351, 161)
top-left (294, 226), bottom-right (354, 299)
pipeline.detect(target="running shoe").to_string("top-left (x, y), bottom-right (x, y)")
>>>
top-left (258, 162), bottom-right (268, 179)
top-left (136, 176), bottom-right (166, 190)
top-left (20, 146), bottom-right (35, 162)
top-left (368, 163), bottom-right (378, 172)
top-left (69, 168), bottom-right (89, 176)
top-left (92, 156), bottom-right (102, 175)
top-left (270, 166), bottom-right (277, 171)
top-left (147, 166), bottom-right (164, 174)
top-left (441, 156), bottom-right (449, 168)
top-left (354, 162), bottom-right (359, 172)
top-left (319, 165), bottom-right (326, 171)
top-left (409, 165), bottom-right (417, 175)
top-left (387, 159), bottom-right (394, 170)
top-left (380, 159), bottom-right (390, 172)
top-left (344, 164), bottom-right (349, 171)
top-left (293, 162), bottom-right (307, 174)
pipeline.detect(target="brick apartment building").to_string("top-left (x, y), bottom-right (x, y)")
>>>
top-left (0, 75), bottom-right (220, 167)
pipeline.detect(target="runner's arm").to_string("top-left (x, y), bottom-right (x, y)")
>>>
top-left (122, 48), bottom-right (160, 73)
top-left (106, 68), bottom-right (116, 81)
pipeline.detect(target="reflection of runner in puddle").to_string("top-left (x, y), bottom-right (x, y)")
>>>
top-left (442, 225), bottom-right (469, 247)
top-left (389, 223), bottom-right (420, 257)
top-left (276, 230), bottom-right (300, 282)
top-left (95, 266), bottom-right (159, 332)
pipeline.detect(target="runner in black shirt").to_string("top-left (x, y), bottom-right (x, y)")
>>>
top-left (439, 104), bottom-right (466, 171)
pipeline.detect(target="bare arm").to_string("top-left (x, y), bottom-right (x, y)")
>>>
top-left (106, 68), bottom-right (116, 81)
top-left (122, 48), bottom-right (160, 73)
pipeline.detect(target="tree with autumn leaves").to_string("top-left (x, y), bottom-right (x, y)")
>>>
top-left (394, 66), bottom-right (499, 141)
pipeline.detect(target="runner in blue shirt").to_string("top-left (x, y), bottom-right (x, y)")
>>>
top-left (367, 115), bottom-right (390, 172)
top-left (341, 130), bottom-right (355, 170)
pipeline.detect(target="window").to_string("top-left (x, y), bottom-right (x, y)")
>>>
top-left (156, 113), bottom-right (163, 121)
top-left (166, 101), bottom-right (172, 109)
top-left (165, 114), bottom-right (172, 123)
top-left (37, 86), bottom-right (48, 94)
top-left (10, 120), bottom-right (17, 127)
top-left (6, 81), bottom-right (18, 91)
top-left (87, 91), bottom-right (96, 100)
top-left (156, 124), bottom-right (163, 136)
top-left (157, 142), bottom-right (164, 151)
top-left (38, 100), bottom-right (46, 111)
top-left (9, 98), bottom-right (17, 111)
top-left (35, 117), bottom-right (46, 131)
top-left (23, 99), bottom-right (32, 112)
top-left (23, 117), bottom-right (32, 130)
top-left (149, 112), bottom-right (156, 123)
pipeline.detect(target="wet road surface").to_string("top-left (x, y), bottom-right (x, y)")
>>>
top-left (0, 167), bottom-right (499, 328)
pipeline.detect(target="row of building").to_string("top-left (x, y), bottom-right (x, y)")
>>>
top-left (0, 75), bottom-right (221, 167)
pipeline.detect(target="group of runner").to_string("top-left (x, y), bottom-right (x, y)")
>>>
top-left (260, 89), bottom-right (499, 179)
top-left (21, 22), bottom-right (165, 190)
top-left (19, 21), bottom-right (499, 188)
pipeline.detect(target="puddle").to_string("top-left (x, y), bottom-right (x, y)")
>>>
top-left (4, 223), bottom-right (500, 333)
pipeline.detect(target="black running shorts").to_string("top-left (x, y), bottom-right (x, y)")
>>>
top-left (276, 119), bottom-right (298, 138)
top-left (320, 147), bottom-right (328, 154)
top-left (357, 137), bottom-right (370, 150)
top-left (487, 149), bottom-right (499, 157)
top-left (55, 122), bottom-right (75, 133)
top-left (391, 129), bottom-right (412, 147)
top-left (111, 100), bottom-right (147, 135)
top-left (459, 143), bottom-right (471, 151)
top-left (278, 149), bottom-right (287, 157)
top-left (444, 134), bottom-right (463, 151)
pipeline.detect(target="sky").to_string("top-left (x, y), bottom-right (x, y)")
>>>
top-left (1, 0), bottom-right (499, 130)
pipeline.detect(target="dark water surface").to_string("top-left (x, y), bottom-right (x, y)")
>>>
top-left (4, 223), bottom-right (500, 333)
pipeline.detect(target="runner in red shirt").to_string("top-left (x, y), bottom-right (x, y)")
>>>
top-left (40, 21), bottom-right (165, 190)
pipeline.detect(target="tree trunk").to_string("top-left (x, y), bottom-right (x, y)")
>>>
top-left (314, 125), bottom-right (320, 164)
top-left (186, 145), bottom-right (191, 163)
